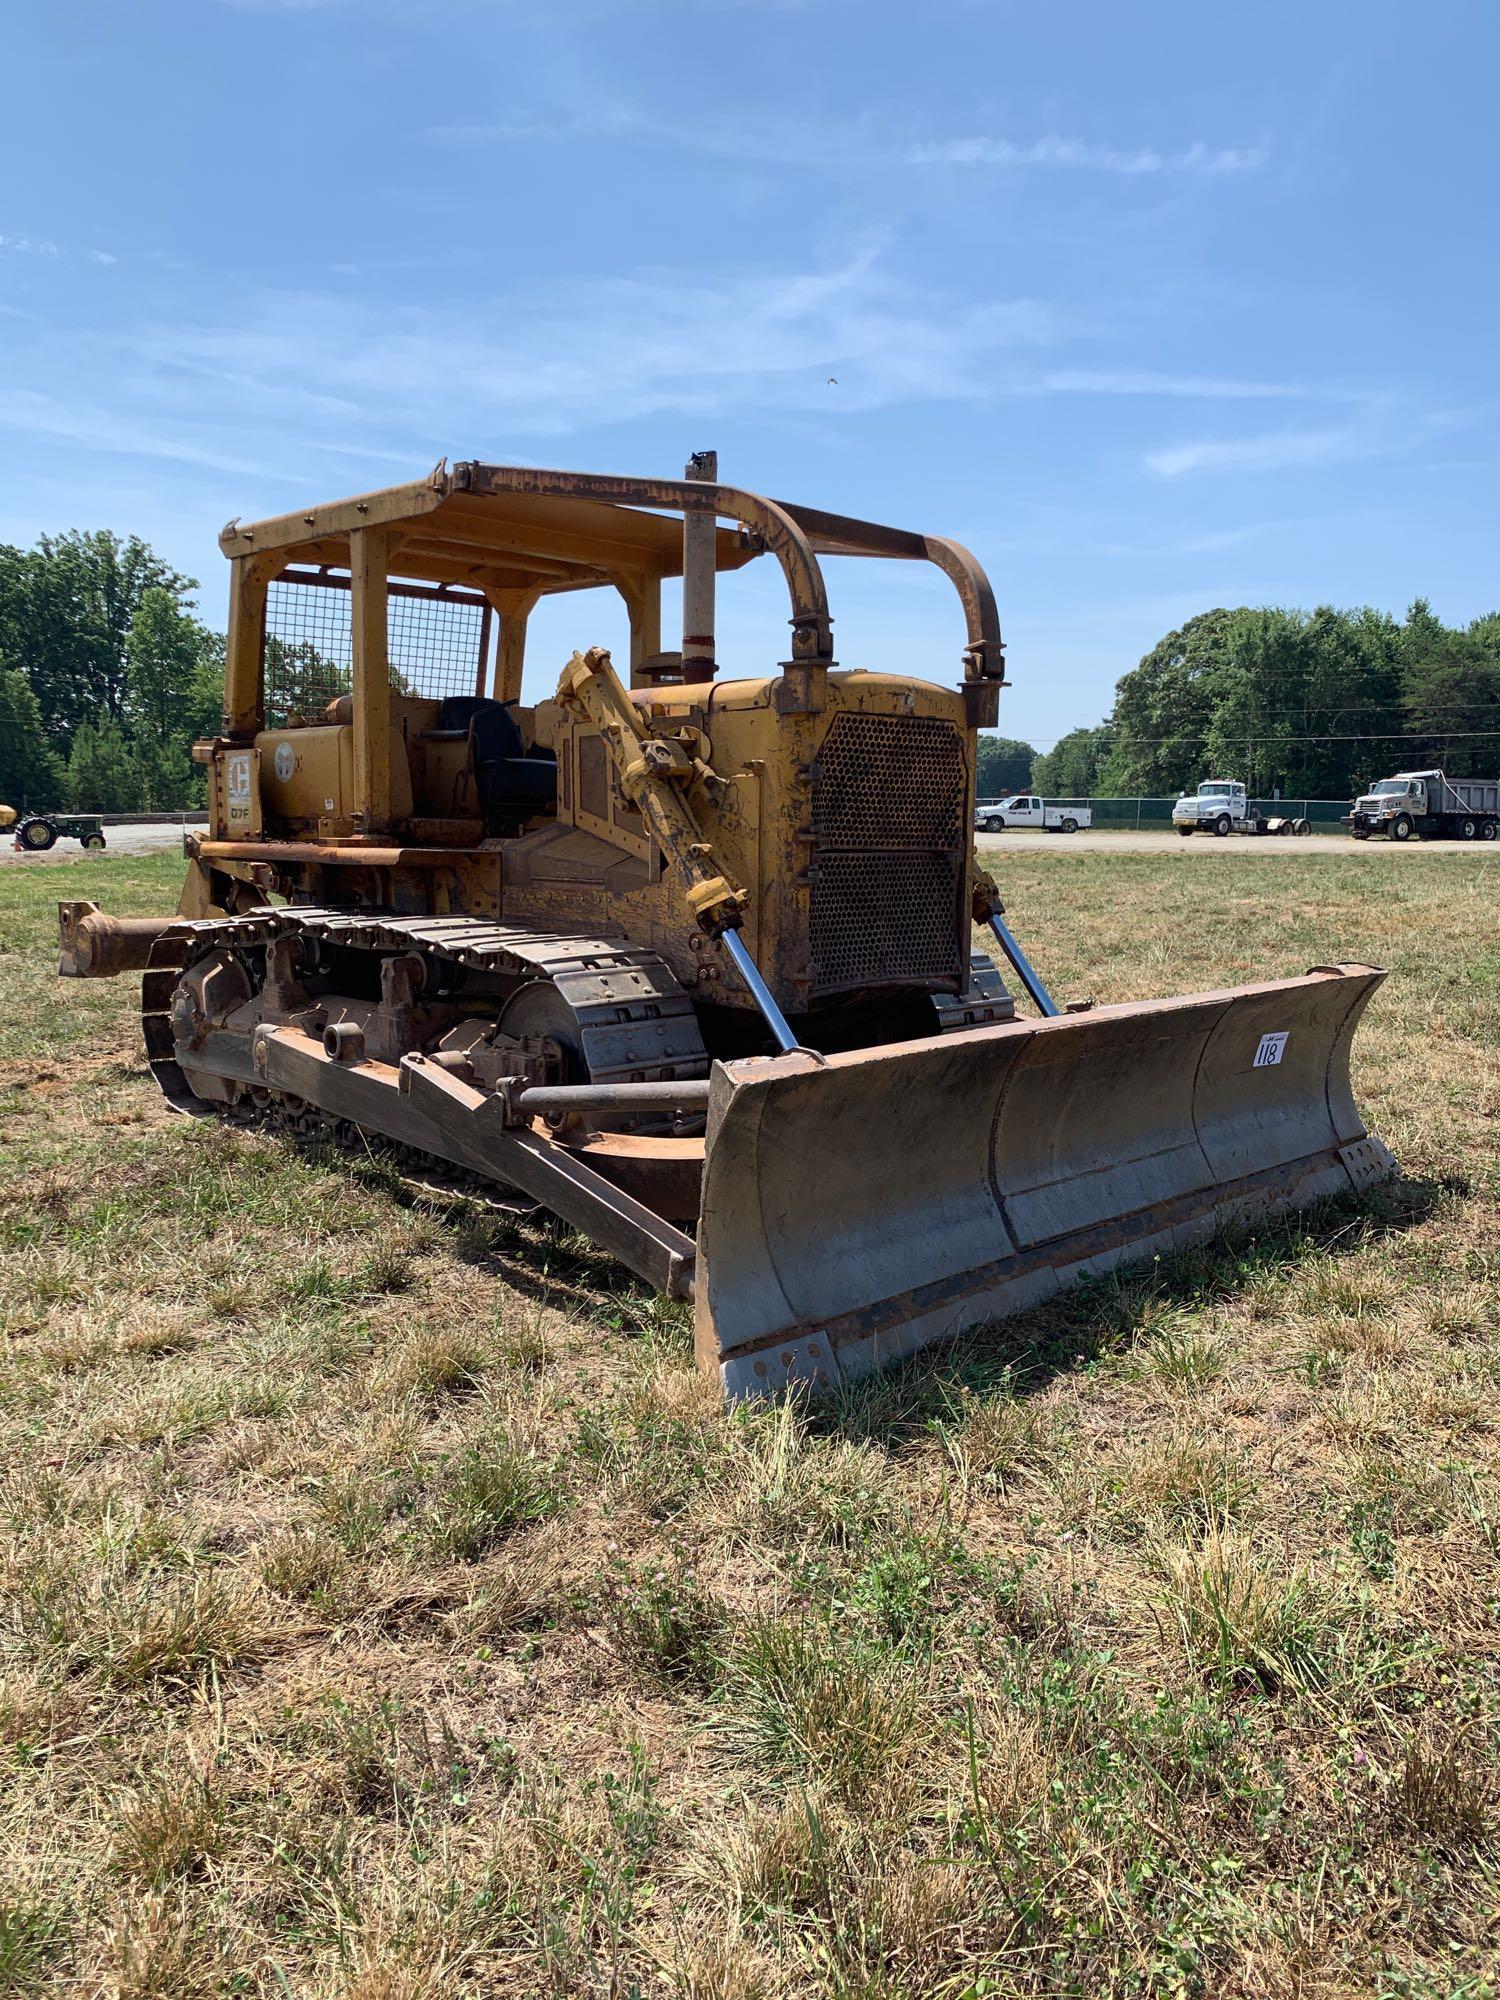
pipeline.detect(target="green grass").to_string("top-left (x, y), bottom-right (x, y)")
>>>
top-left (0, 844), bottom-right (1496, 1996)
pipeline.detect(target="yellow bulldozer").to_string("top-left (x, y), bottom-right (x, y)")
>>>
top-left (59, 455), bottom-right (1394, 1394)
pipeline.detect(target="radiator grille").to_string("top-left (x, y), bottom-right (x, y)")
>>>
top-left (808, 713), bottom-right (967, 994)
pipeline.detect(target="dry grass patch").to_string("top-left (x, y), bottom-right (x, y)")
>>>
top-left (380, 1325), bottom-right (489, 1402)
top-left (109, 1760), bottom-right (225, 1884)
top-left (1, 846), bottom-right (1497, 1993)
top-left (259, 1524), bottom-right (343, 1602)
top-left (421, 1435), bottom-right (564, 1561)
top-left (1389, 1721), bottom-right (1493, 1847)
top-left (719, 1617), bottom-right (930, 1802)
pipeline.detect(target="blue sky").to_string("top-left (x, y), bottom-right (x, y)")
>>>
top-left (2, 0), bottom-right (1496, 748)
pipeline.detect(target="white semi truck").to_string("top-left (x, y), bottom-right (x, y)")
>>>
top-left (1345, 770), bottom-right (1499, 842)
top-left (1172, 780), bottom-right (1310, 837)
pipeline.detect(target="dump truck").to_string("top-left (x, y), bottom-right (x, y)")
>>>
top-left (57, 455), bottom-right (1395, 1396)
top-left (1345, 770), bottom-right (1499, 842)
top-left (1172, 781), bottom-right (1310, 838)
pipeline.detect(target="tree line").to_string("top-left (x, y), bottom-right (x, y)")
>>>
top-left (1025, 601), bottom-right (1500, 800)
top-left (4, 534), bottom-right (1496, 814)
top-left (0, 531), bottom-right (224, 813)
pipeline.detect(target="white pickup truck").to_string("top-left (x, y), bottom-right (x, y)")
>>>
top-left (974, 794), bottom-right (1090, 834)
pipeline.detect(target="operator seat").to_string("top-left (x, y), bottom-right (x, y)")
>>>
top-left (436, 696), bottom-right (556, 830)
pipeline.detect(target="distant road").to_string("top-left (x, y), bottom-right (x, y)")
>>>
top-left (6, 821), bottom-right (1491, 870)
top-left (1, 820), bottom-right (190, 865)
top-left (977, 829), bottom-right (1492, 857)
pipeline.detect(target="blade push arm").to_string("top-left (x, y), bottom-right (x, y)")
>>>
top-left (970, 863), bottom-right (1059, 1018)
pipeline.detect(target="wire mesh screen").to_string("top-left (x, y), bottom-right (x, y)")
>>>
top-left (263, 573), bottom-right (492, 726)
top-left (388, 586), bottom-right (491, 705)
top-left (264, 577), bottom-right (352, 726)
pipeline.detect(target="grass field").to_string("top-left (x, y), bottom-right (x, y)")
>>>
top-left (0, 847), bottom-right (1496, 1999)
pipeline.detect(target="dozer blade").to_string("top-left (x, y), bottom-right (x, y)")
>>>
top-left (694, 964), bottom-right (1395, 1397)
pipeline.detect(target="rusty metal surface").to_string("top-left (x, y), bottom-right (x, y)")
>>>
top-left (198, 459), bottom-right (999, 1037)
top-left (159, 904), bottom-right (709, 1087)
top-left (193, 839), bottom-right (479, 867)
top-left (251, 1027), bottom-right (697, 1298)
top-left (455, 463), bottom-right (834, 667)
top-left (57, 454), bottom-right (1408, 1407)
top-left (144, 901), bottom-right (712, 1252)
top-left (807, 711), bottom-right (968, 997)
top-left (57, 902), bottom-right (178, 979)
top-left (214, 460), bottom-right (1009, 693)
top-left (693, 965), bottom-right (1395, 1395)
top-left (512, 1081), bottom-right (713, 1114)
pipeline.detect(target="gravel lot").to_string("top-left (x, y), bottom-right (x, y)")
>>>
top-left (977, 828), bottom-right (1492, 856)
top-left (6, 821), bottom-right (1490, 866)
top-left (1, 821), bottom-right (195, 866)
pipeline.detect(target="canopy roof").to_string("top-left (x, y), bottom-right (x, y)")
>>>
top-left (221, 460), bottom-right (764, 599)
top-left (219, 459), bottom-right (1004, 678)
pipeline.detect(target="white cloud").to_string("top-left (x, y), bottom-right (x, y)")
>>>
top-left (0, 234), bottom-right (64, 257)
top-left (906, 136), bottom-right (1266, 175)
top-left (1083, 522), bottom-right (1274, 558)
top-left (1, 231), bottom-right (118, 266)
top-left (1145, 431), bottom-right (1349, 478)
top-left (0, 389), bottom-right (402, 482)
top-left (138, 243), bottom-right (1065, 434)
top-left (1043, 368), bottom-right (1310, 400)
top-left (0, 390), bottom-right (277, 476)
top-left (6, 236), bottom-right (1421, 511)
top-left (426, 106), bottom-right (641, 148)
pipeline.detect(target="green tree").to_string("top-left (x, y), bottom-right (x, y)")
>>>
top-left (975, 734), bottom-right (1035, 795)
top-left (1099, 609), bottom-right (1242, 794)
top-left (1098, 605), bottom-right (1411, 800)
top-left (65, 715), bottom-right (146, 814)
top-left (0, 667), bottom-right (63, 810)
top-left (120, 587), bottom-right (220, 807)
top-left (132, 730), bottom-right (199, 811)
top-left (0, 531), bottom-right (196, 745)
top-left (264, 637), bottom-right (349, 726)
top-left (1033, 726), bottom-right (1112, 796)
top-left (1196, 606), bottom-right (1402, 798)
top-left (125, 587), bottom-right (208, 745)
top-left (1401, 599), bottom-right (1500, 779)
top-left (188, 630), bottom-right (228, 742)
top-left (1043, 599), bottom-right (1494, 807)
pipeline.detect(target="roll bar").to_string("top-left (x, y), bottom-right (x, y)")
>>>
top-left (216, 457), bottom-right (1009, 828)
top-left (452, 460), bottom-right (1006, 714)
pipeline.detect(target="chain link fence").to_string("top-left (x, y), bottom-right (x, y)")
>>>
top-left (977, 795), bottom-right (1352, 830)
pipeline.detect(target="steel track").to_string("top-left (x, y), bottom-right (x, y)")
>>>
top-left (140, 905), bottom-right (710, 1148)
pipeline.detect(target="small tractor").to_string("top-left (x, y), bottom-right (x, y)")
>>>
top-left (58, 456), bottom-right (1394, 1395)
top-left (4, 806), bottom-right (107, 853)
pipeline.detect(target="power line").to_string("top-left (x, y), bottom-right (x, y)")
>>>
top-left (1010, 728), bottom-right (1500, 752)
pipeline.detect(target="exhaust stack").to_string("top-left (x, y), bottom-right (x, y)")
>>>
top-left (681, 449), bottom-right (717, 685)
